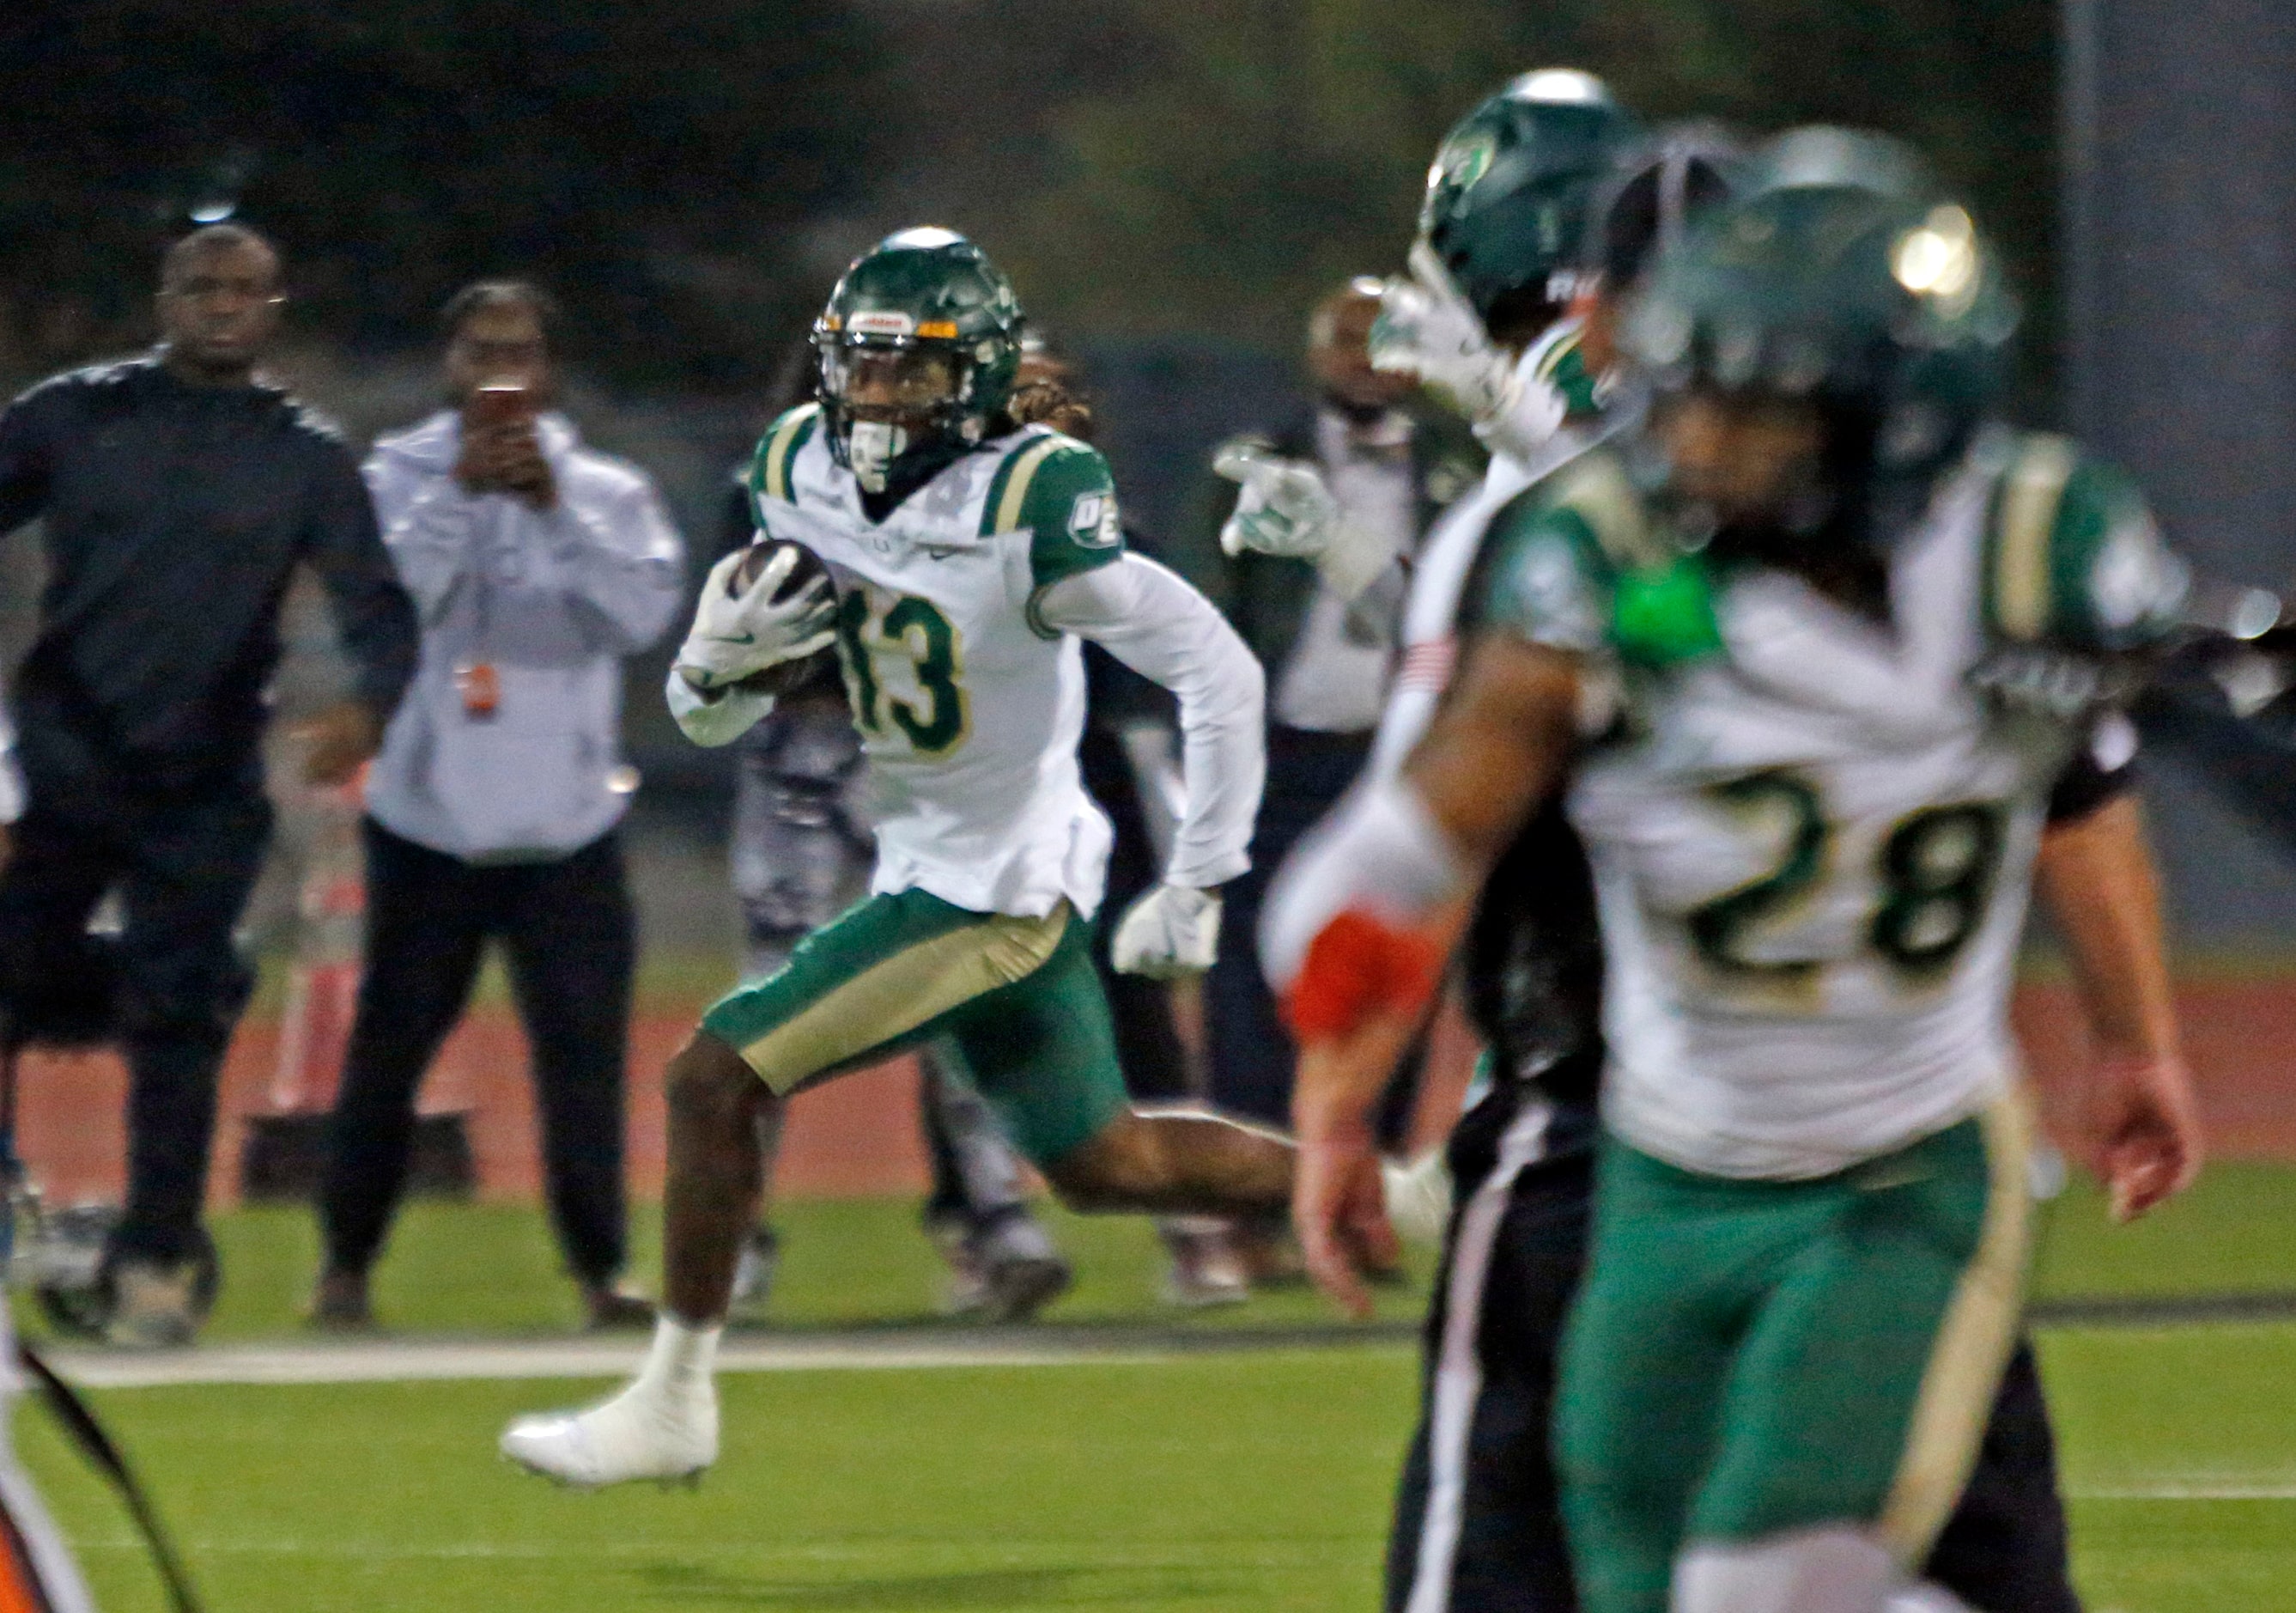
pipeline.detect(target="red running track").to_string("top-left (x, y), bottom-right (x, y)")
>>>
top-left (12, 978), bottom-right (2293, 1208)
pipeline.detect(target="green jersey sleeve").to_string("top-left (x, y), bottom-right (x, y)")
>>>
top-left (982, 431), bottom-right (1127, 590)
top-left (1983, 434), bottom-right (2190, 654)
top-left (1481, 496), bottom-right (1615, 654)
top-left (745, 402), bottom-right (823, 517)
top-left (1479, 448), bottom-right (1723, 668)
top-left (1530, 325), bottom-right (1605, 420)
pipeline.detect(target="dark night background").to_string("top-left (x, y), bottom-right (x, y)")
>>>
top-left (0, 1), bottom-right (2059, 390)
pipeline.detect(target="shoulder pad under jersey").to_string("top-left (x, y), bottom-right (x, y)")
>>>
top-left (748, 402), bottom-right (823, 514)
top-left (1528, 324), bottom-right (1604, 420)
top-left (980, 428), bottom-right (1126, 590)
top-left (1980, 432), bottom-right (2189, 654)
top-left (1479, 446), bottom-right (1722, 667)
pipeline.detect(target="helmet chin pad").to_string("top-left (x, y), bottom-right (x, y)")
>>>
top-left (847, 419), bottom-right (910, 493)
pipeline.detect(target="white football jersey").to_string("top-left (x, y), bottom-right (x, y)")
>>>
top-left (1482, 428), bottom-right (2187, 1177)
top-left (1370, 323), bottom-right (1620, 777)
top-left (747, 404), bottom-right (1129, 919)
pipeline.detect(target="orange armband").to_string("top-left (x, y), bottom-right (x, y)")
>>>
top-left (1279, 909), bottom-right (1449, 1043)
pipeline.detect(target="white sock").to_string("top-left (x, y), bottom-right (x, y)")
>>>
top-left (631, 1315), bottom-right (720, 1401)
top-left (1674, 1525), bottom-right (1895, 1613)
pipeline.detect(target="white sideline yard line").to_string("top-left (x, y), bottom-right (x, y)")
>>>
top-left (2069, 1481), bottom-right (2296, 1500)
top-left (43, 1337), bottom-right (1163, 1389)
top-left (41, 1329), bottom-right (1406, 1390)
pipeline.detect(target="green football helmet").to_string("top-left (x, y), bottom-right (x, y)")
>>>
top-left (1624, 126), bottom-right (2020, 532)
top-left (1418, 70), bottom-right (1641, 331)
top-left (814, 227), bottom-right (1025, 496)
top-left (1576, 121), bottom-right (1745, 289)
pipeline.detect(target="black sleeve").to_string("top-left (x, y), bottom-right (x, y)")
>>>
top-left (2045, 709), bottom-right (2138, 825)
top-left (0, 380), bottom-right (59, 536)
top-left (2133, 654), bottom-right (2296, 852)
top-left (301, 439), bottom-right (419, 720)
top-left (714, 472), bottom-right (756, 565)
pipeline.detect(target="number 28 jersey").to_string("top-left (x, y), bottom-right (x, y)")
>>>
top-left (747, 404), bottom-right (1127, 920)
top-left (1480, 428), bottom-right (2189, 1178)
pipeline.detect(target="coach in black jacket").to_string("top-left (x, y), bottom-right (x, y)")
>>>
top-left (0, 225), bottom-right (416, 1347)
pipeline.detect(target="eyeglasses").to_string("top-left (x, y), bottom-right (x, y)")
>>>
top-left (162, 276), bottom-right (283, 307)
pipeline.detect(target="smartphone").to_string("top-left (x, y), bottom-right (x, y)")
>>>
top-left (468, 381), bottom-right (531, 429)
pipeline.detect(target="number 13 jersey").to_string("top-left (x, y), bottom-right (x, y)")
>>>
top-left (1479, 428), bottom-right (2189, 1178)
top-left (747, 404), bottom-right (1127, 921)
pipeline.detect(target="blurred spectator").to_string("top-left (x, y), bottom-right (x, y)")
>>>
top-left (311, 281), bottom-right (683, 1331)
top-left (0, 225), bottom-right (418, 1348)
top-left (1008, 342), bottom-right (1250, 1306)
top-left (1175, 279), bottom-right (1481, 1274)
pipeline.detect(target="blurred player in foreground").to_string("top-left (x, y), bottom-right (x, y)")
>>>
top-left (502, 228), bottom-right (1300, 1487)
top-left (1243, 81), bottom-right (2115, 1613)
top-left (0, 728), bottom-right (98, 1610)
top-left (1266, 131), bottom-right (2202, 1612)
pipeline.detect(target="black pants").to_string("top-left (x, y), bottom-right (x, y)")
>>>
top-left (0, 764), bottom-right (270, 1266)
top-left (1387, 1080), bottom-right (2083, 1613)
top-left (1077, 716), bottom-right (1191, 1104)
top-left (1206, 725), bottom-right (1418, 1137)
top-left (319, 819), bottom-right (634, 1286)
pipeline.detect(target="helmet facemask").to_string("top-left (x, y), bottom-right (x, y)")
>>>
top-left (1645, 386), bottom-right (1837, 544)
top-left (817, 331), bottom-right (983, 496)
top-left (1625, 154), bottom-right (2016, 562)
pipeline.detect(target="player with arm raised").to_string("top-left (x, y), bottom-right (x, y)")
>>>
top-left (1266, 132), bottom-right (2201, 1613)
top-left (501, 228), bottom-right (1294, 1488)
top-left (1215, 70), bottom-right (1633, 660)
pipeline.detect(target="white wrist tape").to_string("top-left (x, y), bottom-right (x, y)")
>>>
top-left (1473, 345), bottom-right (1570, 463)
top-left (1258, 774), bottom-right (1467, 994)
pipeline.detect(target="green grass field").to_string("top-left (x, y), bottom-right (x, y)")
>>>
top-left (38, 1157), bottom-right (2296, 1343)
top-left (13, 1164), bottom-right (2296, 1611)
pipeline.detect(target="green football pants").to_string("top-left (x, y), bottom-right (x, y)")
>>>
top-left (1556, 1093), bottom-right (2036, 1613)
top-left (699, 888), bottom-right (1130, 1166)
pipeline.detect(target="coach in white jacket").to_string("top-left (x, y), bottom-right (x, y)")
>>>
top-left (313, 282), bottom-right (683, 1331)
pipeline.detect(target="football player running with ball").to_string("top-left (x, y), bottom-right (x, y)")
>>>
top-left (504, 228), bottom-right (1294, 1487)
top-left (1266, 132), bottom-right (2203, 1613)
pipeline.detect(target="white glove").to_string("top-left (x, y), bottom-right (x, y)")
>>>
top-left (1370, 241), bottom-right (1518, 421)
top-left (1111, 882), bottom-right (1223, 979)
top-left (1381, 1148), bottom-right (1455, 1247)
top-left (1215, 442), bottom-right (1339, 561)
top-left (673, 546), bottom-right (835, 695)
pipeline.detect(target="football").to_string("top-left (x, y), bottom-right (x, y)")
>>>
top-left (731, 533), bottom-right (829, 600)
top-left (727, 536), bottom-right (838, 696)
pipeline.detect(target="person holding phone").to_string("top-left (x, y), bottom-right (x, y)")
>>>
top-left (310, 280), bottom-right (685, 1331)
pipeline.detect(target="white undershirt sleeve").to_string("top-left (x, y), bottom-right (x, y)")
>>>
top-left (0, 704), bottom-right (21, 825)
top-left (1035, 553), bottom-right (1266, 888)
top-left (665, 663), bottom-right (777, 748)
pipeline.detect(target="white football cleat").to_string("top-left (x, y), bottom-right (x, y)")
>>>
top-left (500, 1375), bottom-right (719, 1488)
